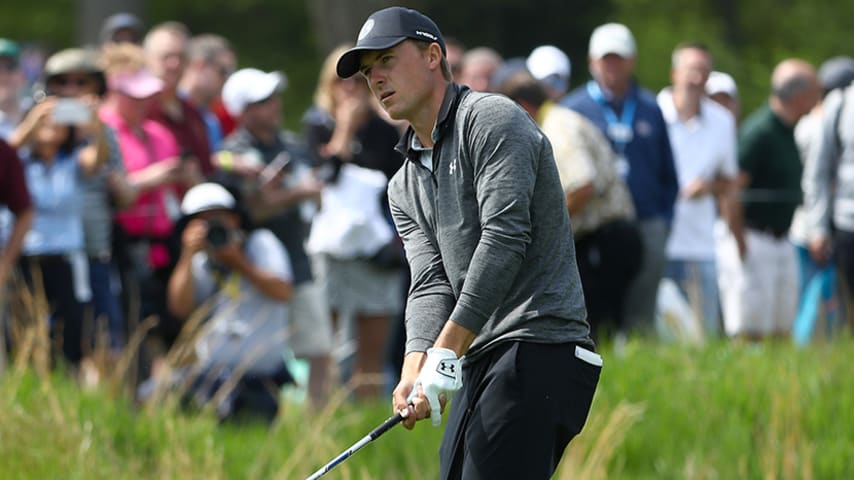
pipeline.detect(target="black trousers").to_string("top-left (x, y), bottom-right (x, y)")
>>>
top-left (440, 341), bottom-right (601, 480)
top-left (18, 255), bottom-right (86, 365)
top-left (834, 229), bottom-right (854, 318)
top-left (574, 219), bottom-right (642, 339)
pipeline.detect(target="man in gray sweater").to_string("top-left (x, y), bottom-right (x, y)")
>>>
top-left (804, 77), bottom-right (854, 326)
top-left (337, 7), bottom-right (600, 479)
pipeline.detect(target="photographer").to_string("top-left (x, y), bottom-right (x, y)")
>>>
top-left (41, 48), bottom-right (135, 355)
top-left (217, 67), bottom-right (334, 409)
top-left (12, 92), bottom-right (108, 368)
top-left (166, 182), bottom-right (294, 422)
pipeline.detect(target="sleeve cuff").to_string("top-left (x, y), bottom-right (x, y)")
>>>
top-left (404, 337), bottom-right (434, 355)
top-left (448, 299), bottom-right (487, 336)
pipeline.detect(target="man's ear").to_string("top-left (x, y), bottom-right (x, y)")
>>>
top-left (427, 42), bottom-right (443, 69)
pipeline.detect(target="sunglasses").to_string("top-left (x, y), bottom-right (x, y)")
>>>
top-left (48, 74), bottom-right (95, 87)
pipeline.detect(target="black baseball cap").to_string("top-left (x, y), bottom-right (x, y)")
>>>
top-left (99, 12), bottom-right (145, 44)
top-left (818, 56), bottom-right (854, 93)
top-left (336, 6), bottom-right (445, 78)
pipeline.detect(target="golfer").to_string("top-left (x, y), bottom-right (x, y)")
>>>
top-left (337, 7), bottom-right (601, 479)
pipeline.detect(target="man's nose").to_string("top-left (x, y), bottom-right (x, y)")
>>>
top-left (368, 69), bottom-right (383, 85)
top-left (369, 75), bottom-right (385, 93)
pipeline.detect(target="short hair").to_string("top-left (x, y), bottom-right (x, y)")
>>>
top-left (462, 47), bottom-right (502, 68)
top-left (495, 70), bottom-right (548, 108)
top-left (143, 21), bottom-right (190, 51)
top-left (187, 34), bottom-right (231, 63)
top-left (413, 40), bottom-right (453, 82)
top-left (773, 73), bottom-right (813, 101)
top-left (671, 42), bottom-right (712, 70)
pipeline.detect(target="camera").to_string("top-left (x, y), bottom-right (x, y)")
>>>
top-left (205, 219), bottom-right (231, 248)
top-left (52, 98), bottom-right (92, 125)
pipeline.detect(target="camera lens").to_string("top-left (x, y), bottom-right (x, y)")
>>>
top-left (205, 220), bottom-right (229, 248)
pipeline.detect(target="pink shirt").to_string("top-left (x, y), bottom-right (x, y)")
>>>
top-left (100, 106), bottom-right (181, 267)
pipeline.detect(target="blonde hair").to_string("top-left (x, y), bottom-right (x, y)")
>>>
top-left (99, 42), bottom-right (146, 77)
top-left (313, 44), bottom-right (353, 114)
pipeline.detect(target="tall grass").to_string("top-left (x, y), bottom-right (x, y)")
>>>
top-left (1, 288), bottom-right (853, 479)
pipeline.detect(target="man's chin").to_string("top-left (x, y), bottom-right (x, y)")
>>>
top-left (383, 106), bottom-right (403, 121)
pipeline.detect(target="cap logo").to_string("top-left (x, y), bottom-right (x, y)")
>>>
top-left (358, 19), bottom-right (375, 41)
top-left (415, 30), bottom-right (437, 41)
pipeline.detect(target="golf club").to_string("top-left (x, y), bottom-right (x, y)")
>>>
top-left (305, 409), bottom-right (408, 480)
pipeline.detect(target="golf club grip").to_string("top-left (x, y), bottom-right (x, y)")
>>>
top-left (369, 411), bottom-right (406, 440)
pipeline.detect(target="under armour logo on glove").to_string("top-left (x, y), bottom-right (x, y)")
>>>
top-left (437, 360), bottom-right (456, 377)
top-left (408, 347), bottom-right (463, 426)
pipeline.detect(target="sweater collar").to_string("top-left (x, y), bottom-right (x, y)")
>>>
top-left (395, 83), bottom-right (470, 161)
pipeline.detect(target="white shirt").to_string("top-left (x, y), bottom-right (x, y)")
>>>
top-left (790, 109), bottom-right (822, 246)
top-left (657, 89), bottom-right (738, 260)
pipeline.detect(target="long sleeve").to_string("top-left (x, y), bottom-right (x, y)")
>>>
top-left (391, 197), bottom-right (456, 354)
top-left (446, 96), bottom-right (538, 334)
top-left (803, 90), bottom-right (843, 238)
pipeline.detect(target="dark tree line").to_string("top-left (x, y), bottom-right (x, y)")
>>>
top-left (1, 0), bottom-right (851, 127)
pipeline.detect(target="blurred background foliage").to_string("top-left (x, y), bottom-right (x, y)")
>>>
top-left (1, 0), bottom-right (853, 130)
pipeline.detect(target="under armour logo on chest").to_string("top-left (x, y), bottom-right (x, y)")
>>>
top-left (449, 158), bottom-right (457, 175)
top-left (437, 360), bottom-right (456, 378)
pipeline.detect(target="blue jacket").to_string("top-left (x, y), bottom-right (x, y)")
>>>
top-left (561, 81), bottom-right (678, 222)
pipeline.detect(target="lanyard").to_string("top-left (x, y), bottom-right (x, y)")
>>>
top-left (587, 81), bottom-right (636, 155)
top-left (212, 267), bottom-right (242, 300)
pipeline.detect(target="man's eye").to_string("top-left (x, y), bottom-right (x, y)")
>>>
top-left (381, 55), bottom-right (393, 64)
top-left (360, 67), bottom-right (372, 77)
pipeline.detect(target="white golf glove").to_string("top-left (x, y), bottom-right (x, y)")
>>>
top-left (407, 347), bottom-right (463, 427)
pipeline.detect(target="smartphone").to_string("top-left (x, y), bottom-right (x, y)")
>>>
top-left (52, 98), bottom-right (92, 125)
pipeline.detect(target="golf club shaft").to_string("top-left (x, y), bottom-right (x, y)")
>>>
top-left (305, 411), bottom-right (406, 480)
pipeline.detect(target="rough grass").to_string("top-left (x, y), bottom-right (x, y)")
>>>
top-left (1, 337), bottom-right (853, 479)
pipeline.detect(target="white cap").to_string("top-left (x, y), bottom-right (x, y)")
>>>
top-left (705, 71), bottom-right (738, 98)
top-left (222, 68), bottom-right (287, 116)
top-left (180, 182), bottom-right (236, 216)
top-left (589, 23), bottom-right (636, 60)
top-left (527, 45), bottom-right (571, 81)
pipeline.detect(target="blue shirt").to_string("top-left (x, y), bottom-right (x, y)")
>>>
top-left (22, 150), bottom-right (84, 255)
top-left (561, 81), bottom-right (678, 221)
top-left (178, 90), bottom-right (222, 153)
top-left (200, 106), bottom-right (223, 152)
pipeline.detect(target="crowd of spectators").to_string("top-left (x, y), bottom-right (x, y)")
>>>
top-left (0, 12), bottom-right (851, 422)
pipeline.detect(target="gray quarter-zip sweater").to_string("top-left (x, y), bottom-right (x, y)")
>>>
top-left (804, 84), bottom-right (854, 236)
top-left (389, 83), bottom-right (591, 361)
